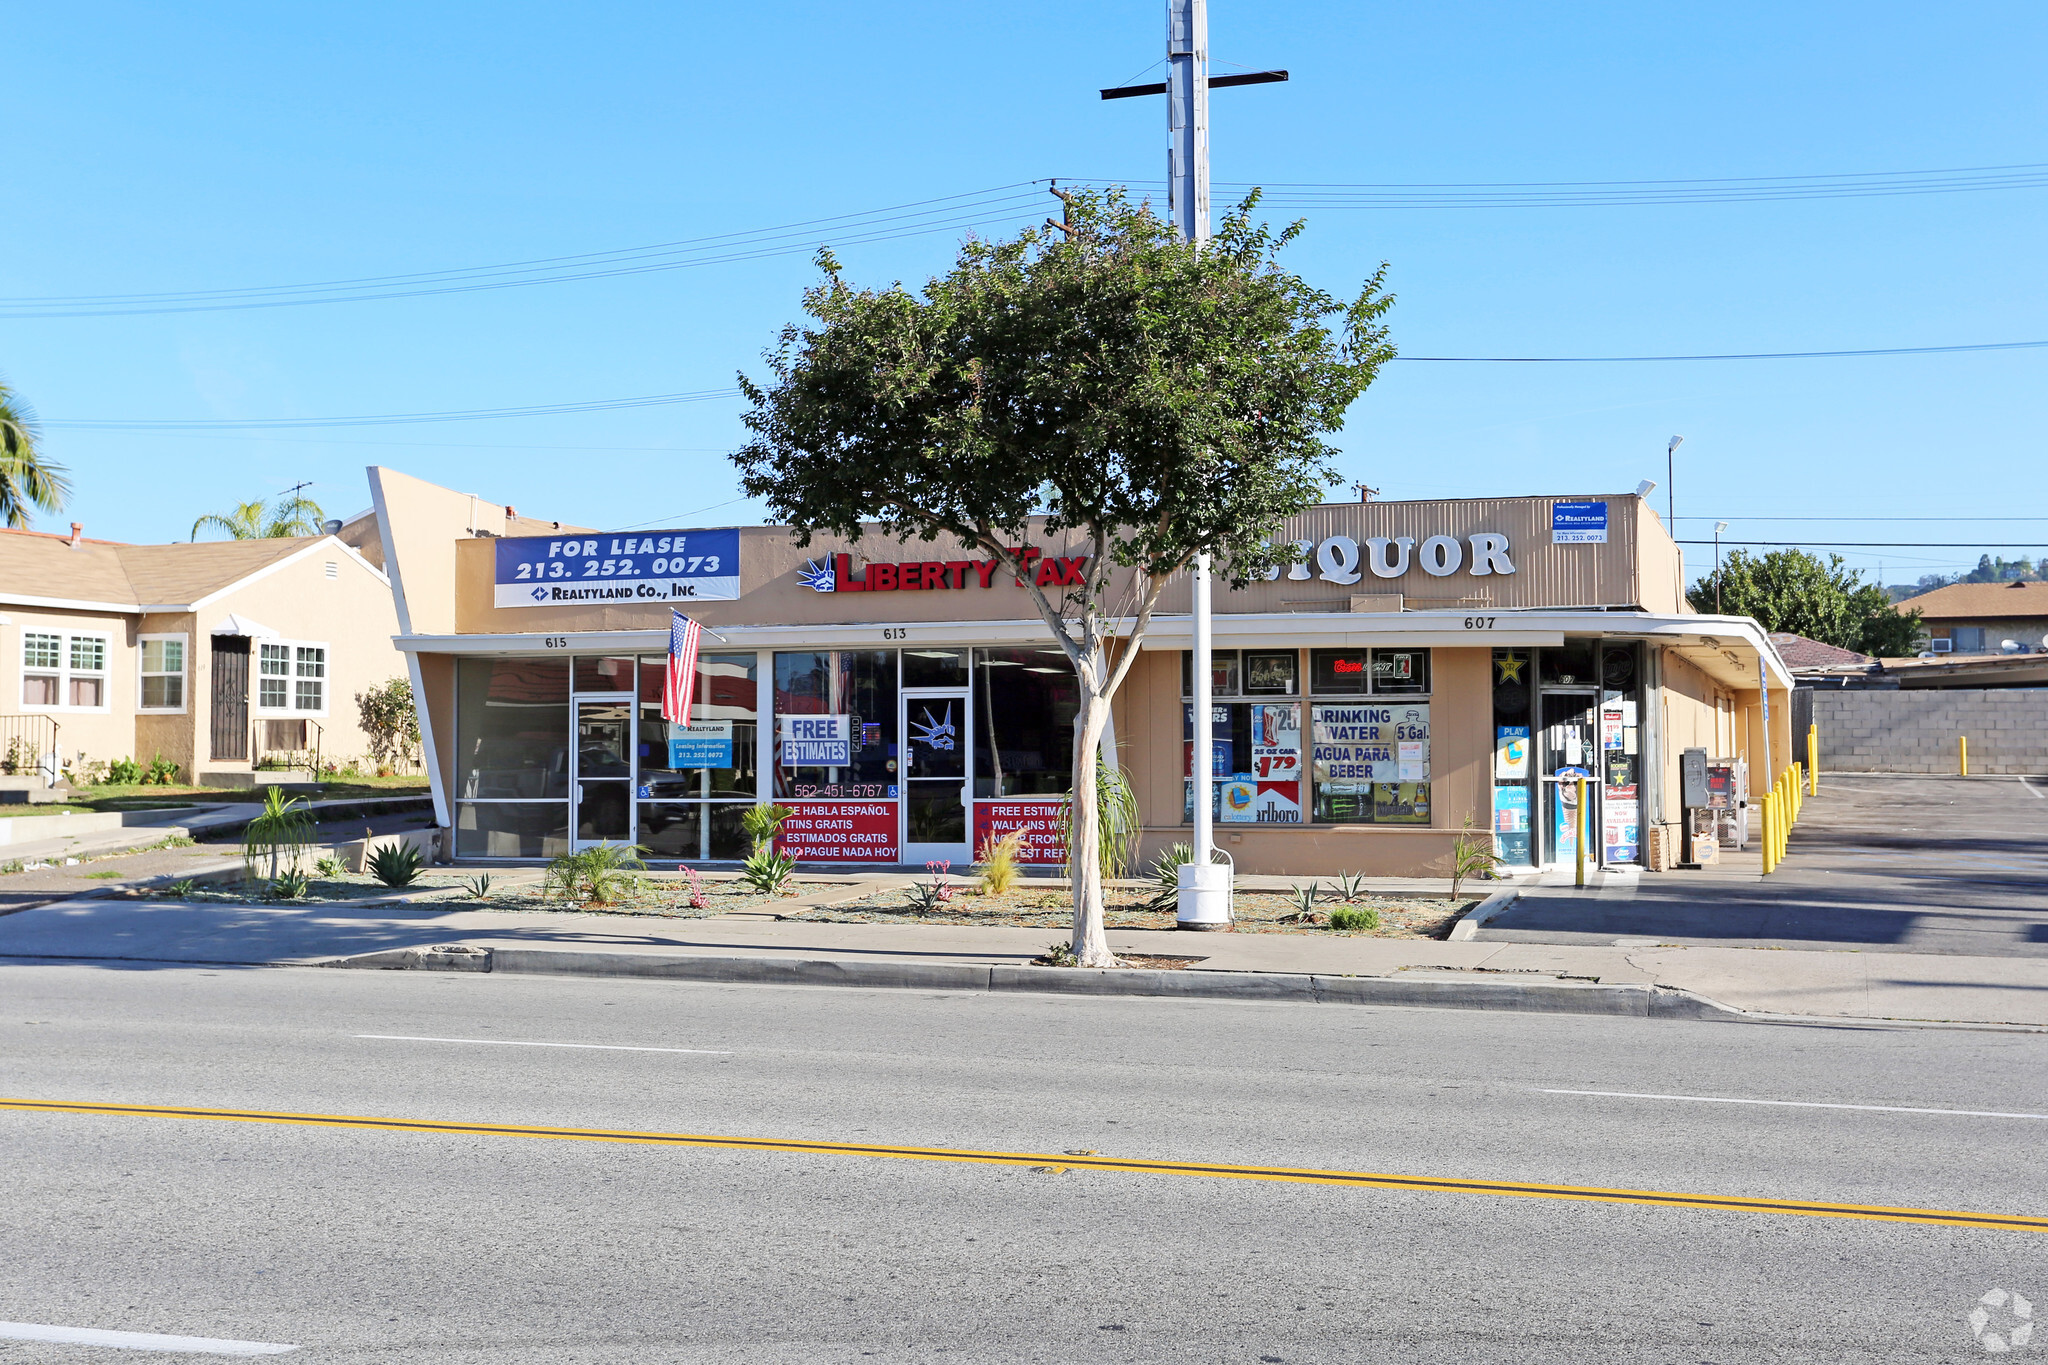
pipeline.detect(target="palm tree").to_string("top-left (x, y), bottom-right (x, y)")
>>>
top-left (0, 378), bottom-right (72, 530)
top-left (190, 491), bottom-right (327, 540)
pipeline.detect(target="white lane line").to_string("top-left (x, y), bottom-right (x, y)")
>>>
top-left (2020, 776), bottom-right (2047, 800)
top-left (1543, 1088), bottom-right (2048, 1121)
top-left (355, 1033), bottom-right (730, 1054)
top-left (0, 1321), bottom-right (298, 1354)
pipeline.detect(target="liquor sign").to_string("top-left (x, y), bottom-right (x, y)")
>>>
top-left (494, 529), bottom-right (740, 607)
top-left (972, 801), bottom-right (1067, 865)
top-left (1551, 501), bottom-right (1608, 544)
top-left (775, 802), bottom-right (898, 861)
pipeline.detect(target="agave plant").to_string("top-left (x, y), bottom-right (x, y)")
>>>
top-left (269, 868), bottom-right (312, 901)
top-left (738, 844), bottom-right (797, 896)
top-left (368, 841), bottom-right (425, 887)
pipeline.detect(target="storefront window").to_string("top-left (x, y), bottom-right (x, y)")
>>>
top-left (1305, 648), bottom-right (1431, 823)
top-left (974, 647), bottom-right (1077, 797)
top-left (773, 649), bottom-right (897, 798)
top-left (1540, 641), bottom-right (1596, 687)
top-left (455, 658), bottom-right (571, 800)
top-left (456, 801), bottom-right (571, 859)
top-left (1181, 653), bottom-right (1306, 824)
top-left (1181, 649), bottom-right (1297, 696)
top-left (634, 651), bottom-right (757, 860)
top-left (1490, 649), bottom-right (1534, 865)
top-left (903, 647), bottom-right (970, 688)
top-left (574, 656), bottom-right (638, 692)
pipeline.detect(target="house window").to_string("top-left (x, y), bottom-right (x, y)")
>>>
top-left (294, 647), bottom-right (326, 711)
top-left (139, 636), bottom-right (186, 710)
top-left (21, 630), bottom-right (110, 710)
top-left (258, 644), bottom-right (291, 709)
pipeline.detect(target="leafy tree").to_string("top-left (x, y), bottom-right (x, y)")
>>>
top-left (1690, 548), bottom-right (1921, 657)
top-left (354, 677), bottom-right (421, 771)
top-left (734, 189), bottom-right (1393, 965)
top-left (0, 377), bottom-right (71, 529)
top-left (190, 492), bottom-right (326, 541)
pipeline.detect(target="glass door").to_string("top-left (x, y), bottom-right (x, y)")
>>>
top-left (1538, 690), bottom-right (1599, 868)
top-left (572, 698), bottom-right (634, 849)
top-left (901, 689), bottom-right (971, 864)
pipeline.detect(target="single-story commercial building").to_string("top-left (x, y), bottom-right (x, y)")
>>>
top-left (0, 522), bottom-right (404, 786)
top-left (370, 467), bottom-right (1795, 877)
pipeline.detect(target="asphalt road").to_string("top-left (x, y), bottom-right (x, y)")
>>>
top-left (1484, 773), bottom-right (2048, 955)
top-left (2, 964), bottom-right (2044, 1362)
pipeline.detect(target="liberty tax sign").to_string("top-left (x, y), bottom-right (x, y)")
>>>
top-left (495, 530), bottom-right (741, 607)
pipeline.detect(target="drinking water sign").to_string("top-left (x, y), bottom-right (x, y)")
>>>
top-left (494, 530), bottom-right (742, 607)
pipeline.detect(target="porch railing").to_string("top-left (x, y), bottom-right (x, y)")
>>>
top-left (0, 715), bottom-right (62, 786)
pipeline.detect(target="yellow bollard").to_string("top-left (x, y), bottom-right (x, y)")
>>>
top-left (1574, 776), bottom-right (1588, 888)
top-left (1761, 792), bottom-right (1776, 873)
top-left (1793, 763), bottom-right (1803, 819)
top-left (1809, 724), bottom-right (1820, 795)
top-left (1961, 735), bottom-right (1969, 777)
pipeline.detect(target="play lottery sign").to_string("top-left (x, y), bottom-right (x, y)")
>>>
top-left (494, 529), bottom-right (741, 608)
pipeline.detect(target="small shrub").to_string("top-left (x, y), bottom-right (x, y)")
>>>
top-left (1326, 871), bottom-right (1366, 904)
top-left (1448, 813), bottom-right (1505, 899)
top-left (1036, 940), bottom-right (1079, 968)
top-left (462, 873), bottom-right (495, 899)
top-left (976, 830), bottom-right (1025, 897)
top-left (905, 862), bottom-right (958, 916)
top-left (1145, 841), bottom-right (1196, 909)
top-left (314, 856), bottom-right (345, 877)
top-left (102, 756), bottom-right (144, 786)
top-left (367, 842), bottom-right (425, 888)
top-left (0, 859), bottom-right (25, 875)
top-left (544, 843), bottom-right (646, 905)
top-left (739, 845), bottom-right (797, 895)
top-left (164, 878), bottom-right (198, 898)
top-left (270, 869), bottom-right (312, 900)
top-left (742, 804), bottom-right (794, 854)
top-left (152, 834), bottom-right (196, 851)
top-left (1328, 906), bottom-right (1380, 933)
top-left (143, 753), bottom-right (179, 786)
top-left (243, 787), bottom-right (314, 882)
top-left (682, 866), bottom-right (709, 910)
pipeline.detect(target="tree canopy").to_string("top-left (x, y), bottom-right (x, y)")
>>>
top-left (191, 492), bottom-right (327, 541)
top-left (734, 189), bottom-right (1393, 963)
top-left (1691, 548), bottom-right (1921, 657)
top-left (0, 378), bottom-right (71, 530)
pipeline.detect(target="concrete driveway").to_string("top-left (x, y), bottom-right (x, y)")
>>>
top-left (1479, 772), bottom-right (2048, 956)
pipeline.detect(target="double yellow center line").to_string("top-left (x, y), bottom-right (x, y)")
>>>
top-left (5, 1096), bottom-right (2042, 1234)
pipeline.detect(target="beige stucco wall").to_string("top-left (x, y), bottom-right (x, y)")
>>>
top-left (0, 605), bottom-right (146, 771)
top-left (195, 546), bottom-right (405, 772)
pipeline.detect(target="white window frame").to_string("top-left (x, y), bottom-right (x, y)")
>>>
top-left (137, 632), bottom-right (189, 714)
top-left (253, 637), bottom-right (329, 718)
top-left (20, 628), bottom-right (113, 713)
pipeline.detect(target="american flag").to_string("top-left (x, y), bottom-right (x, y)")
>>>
top-left (662, 610), bottom-right (703, 724)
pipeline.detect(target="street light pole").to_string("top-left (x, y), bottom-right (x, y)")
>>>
top-left (1666, 435), bottom-right (1685, 532)
top-left (1714, 520), bottom-right (1729, 613)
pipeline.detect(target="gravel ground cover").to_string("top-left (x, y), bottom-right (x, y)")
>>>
top-left (785, 886), bottom-right (1475, 939)
top-left (151, 870), bottom-right (789, 917)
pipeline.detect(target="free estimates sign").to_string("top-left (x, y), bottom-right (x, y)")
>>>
top-left (495, 529), bottom-right (740, 608)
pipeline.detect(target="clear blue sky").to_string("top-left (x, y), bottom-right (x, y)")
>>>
top-left (6, 1), bottom-right (2044, 589)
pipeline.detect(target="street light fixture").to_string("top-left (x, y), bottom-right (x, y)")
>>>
top-left (1666, 435), bottom-right (1685, 531)
top-left (1714, 521), bottom-right (1729, 613)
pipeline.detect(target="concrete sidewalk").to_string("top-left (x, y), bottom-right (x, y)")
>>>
top-left (3, 891), bottom-right (2044, 1029)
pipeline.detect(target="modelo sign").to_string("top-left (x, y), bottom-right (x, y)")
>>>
top-left (495, 529), bottom-right (740, 608)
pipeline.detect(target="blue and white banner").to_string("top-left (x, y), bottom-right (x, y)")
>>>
top-left (493, 529), bottom-right (741, 608)
top-left (1551, 501), bottom-right (1608, 544)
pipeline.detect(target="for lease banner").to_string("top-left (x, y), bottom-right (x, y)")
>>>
top-left (775, 801), bottom-right (898, 861)
top-left (493, 528), bottom-right (741, 607)
top-left (1311, 703), bottom-right (1430, 788)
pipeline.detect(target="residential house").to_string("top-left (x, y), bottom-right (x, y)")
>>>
top-left (1900, 580), bottom-right (2048, 656)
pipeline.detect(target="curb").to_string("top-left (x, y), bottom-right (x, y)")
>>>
top-left (321, 943), bottom-right (1748, 1021)
top-left (1446, 886), bottom-right (1521, 941)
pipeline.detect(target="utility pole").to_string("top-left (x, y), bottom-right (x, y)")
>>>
top-left (1102, 1), bottom-right (1285, 930)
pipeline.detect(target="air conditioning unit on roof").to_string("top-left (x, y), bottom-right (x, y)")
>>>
top-left (1929, 638), bottom-right (1953, 654)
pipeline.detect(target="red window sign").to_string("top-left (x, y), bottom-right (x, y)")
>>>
top-left (1332, 657), bottom-right (1365, 674)
top-left (775, 801), bottom-right (899, 862)
top-left (972, 800), bottom-right (1068, 866)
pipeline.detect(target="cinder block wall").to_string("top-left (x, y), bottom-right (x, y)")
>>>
top-left (1809, 687), bottom-right (2048, 774)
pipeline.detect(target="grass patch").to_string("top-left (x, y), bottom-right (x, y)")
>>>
top-left (83, 870), bottom-right (126, 879)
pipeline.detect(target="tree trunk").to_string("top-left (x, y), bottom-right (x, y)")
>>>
top-left (1066, 677), bottom-right (1116, 968)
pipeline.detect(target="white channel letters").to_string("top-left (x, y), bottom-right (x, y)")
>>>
top-left (1269, 533), bottom-right (1516, 584)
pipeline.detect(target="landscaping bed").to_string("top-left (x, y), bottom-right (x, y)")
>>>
top-left (151, 869), bottom-right (786, 917)
top-left (784, 886), bottom-right (1475, 939)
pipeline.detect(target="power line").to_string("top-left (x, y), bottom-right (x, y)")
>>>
top-left (1679, 515), bottom-right (2048, 523)
top-left (1678, 540), bottom-right (2048, 548)
top-left (44, 388), bottom-right (740, 431)
top-left (1398, 340), bottom-right (2048, 361)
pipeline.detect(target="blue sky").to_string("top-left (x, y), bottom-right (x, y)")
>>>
top-left (6, 0), bottom-right (2044, 587)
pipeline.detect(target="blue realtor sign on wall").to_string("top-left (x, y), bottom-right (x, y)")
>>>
top-left (494, 529), bottom-right (741, 608)
top-left (1550, 501), bottom-right (1608, 544)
